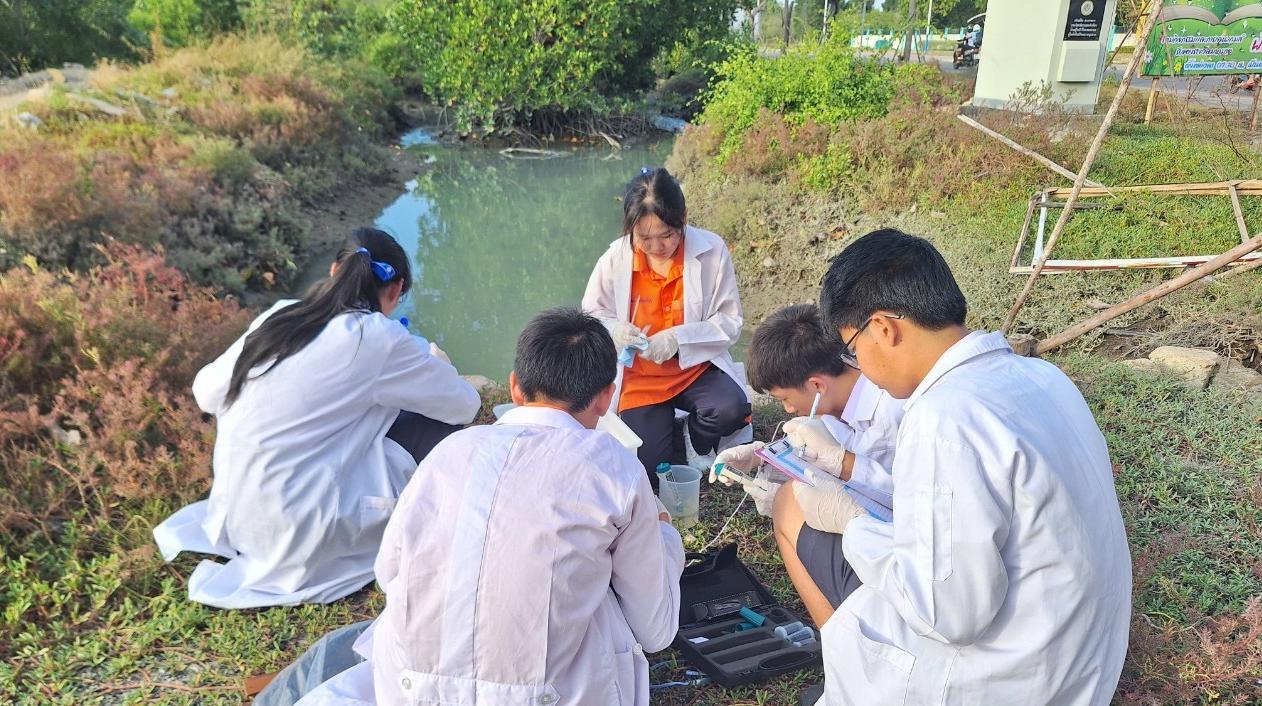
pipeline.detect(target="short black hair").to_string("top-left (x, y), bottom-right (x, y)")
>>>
top-left (747, 304), bottom-right (852, 392)
top-left (820, 228), bottom-right (966, 336)
top-left (514, 307), bottom-right (617, 413)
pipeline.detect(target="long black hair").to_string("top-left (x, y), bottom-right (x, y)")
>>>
top-left (224, 228), bottom-right (412, 406)
top-left (622, 166), bottom-right (687, 238)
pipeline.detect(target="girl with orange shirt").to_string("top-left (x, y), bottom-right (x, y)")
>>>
top-left (583, 167), bottom-right (751, 489)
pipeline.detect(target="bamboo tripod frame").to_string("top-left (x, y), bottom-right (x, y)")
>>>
top-left (1008, 180), bottom-right (1262, 274)
top-left (996, 1), bottom-right (1262, 352)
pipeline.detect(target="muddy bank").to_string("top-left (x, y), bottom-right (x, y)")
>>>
top-left (302, 144), bottom-right (431, 280)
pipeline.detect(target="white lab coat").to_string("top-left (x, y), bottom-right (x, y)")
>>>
top-left (823, 332), bottom-right (1131, 705)
top-left (152, 300), bottom-right (481, 609)
top-left (820, 373), bottom-right (904, 500)
top-left (582, 225), bottom-right (749, 408)
top-left (294, 405), bottom-right (685, 706)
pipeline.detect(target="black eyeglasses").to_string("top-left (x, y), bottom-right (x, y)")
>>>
top-left (843, 313), bottom-right (905, 358)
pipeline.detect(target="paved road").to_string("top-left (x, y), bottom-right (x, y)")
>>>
top-left (924, 55), bottom-right (1259, 112)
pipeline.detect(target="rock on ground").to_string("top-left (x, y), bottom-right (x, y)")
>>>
top-left (461, 374), bottom-right (497, 393)
top-left (1120, 359), bottom-right (1164, 377)
top-left (1147, 346), bottom-right (1220, 390)
top-left (1123, 346), bottom-right (1262, 395)
top-left (1210, 359), bottom-right (1262, 393)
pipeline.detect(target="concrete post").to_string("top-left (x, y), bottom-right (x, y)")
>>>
top-left (972, 0), bottom-right (1119, 113)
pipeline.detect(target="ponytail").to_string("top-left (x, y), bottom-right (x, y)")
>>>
top-left (224, 228), bottom-right (411, 406)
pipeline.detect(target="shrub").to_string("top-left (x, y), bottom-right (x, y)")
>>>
top-left (388, 0), bottom-right (741, 134)
top-left (128, 0), bottom-right (242, 48)
top-left (699, 33), bottom-right (900, 164)
top-left (0, 36), bottom-right (395, 293)
top-left (798, 141), bottom-right (853, 192)
top-left (723, 110), bottom-right (830, 178)
top-left (0, 1), bottom-right (140, 76)
top-left (0, 246), bottom-right (250, 539)
top-left (240, 0), bottom-right (407, 84)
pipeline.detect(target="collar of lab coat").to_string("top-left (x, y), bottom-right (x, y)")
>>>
top-left (495, 404), bottom-right (586, 431)
top-left (682, 224), bottom-right (715, 259)
top-left (613, 225), bottom-right (715, 324)
top-left (840, 373), bottom-right (882, 426)
top-left (902, 331), bottom-right (1012, 411)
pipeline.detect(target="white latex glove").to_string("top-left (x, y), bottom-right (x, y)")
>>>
top-left (709, 441), bottom-right (766, 482)
top-left (748, 467), bottom-right (785, 518)
top-left (710, 447), bottom-right (783, 519)
top-left (783, 416), bottom-right (848, 478)
top-left (653, 495), bottom-right (672, 522)
top-left (792, 471), bottom-right (866, 535)
top-left (642, 330), bottom-right (679, 364)
top-left (611, 321), bottom-right (648, 350)
top-left (429, 341), bottom-right (452, 365)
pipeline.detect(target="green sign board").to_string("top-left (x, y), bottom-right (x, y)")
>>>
top-left (1142, 0), bottom-right (1262, 76)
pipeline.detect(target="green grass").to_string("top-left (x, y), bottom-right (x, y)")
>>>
top-left (4, 366), bottom-right (1259, 704)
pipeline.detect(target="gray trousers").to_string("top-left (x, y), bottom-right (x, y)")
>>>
top-left (253, 621), bottom-right (371, 706)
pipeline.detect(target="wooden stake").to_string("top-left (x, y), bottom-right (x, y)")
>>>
top-left (1250, 83), bottom-right (1261, 133)
top-left (1035, 231), bottom-right (1262, 354)
top-left (1044, 180), bottom-right (1262, 198)
top-left (1144, 77), bottom-right (1158, 124)
top-left (1228, 182), bottom-right (1249, 244)
top-left (957, 115), bottom-right (1105, 187)
top-left (1213, 255), bottom-right (1262, 281)
top-left (1001, 0), bottom-right (1165, 335)
top-left (1010, 252), bottom-right (1262, 274)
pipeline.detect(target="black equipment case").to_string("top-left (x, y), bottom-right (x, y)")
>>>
top-left (673, 543), bottom-right (822, 687)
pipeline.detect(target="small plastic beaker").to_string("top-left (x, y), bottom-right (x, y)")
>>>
top-left (658, 465), bottom-right (701, 529)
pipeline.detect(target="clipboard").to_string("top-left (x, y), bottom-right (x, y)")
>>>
top-left (754, 439), bottom-right (820, 486)
top-left (755, 439), bottom-right (894, 522)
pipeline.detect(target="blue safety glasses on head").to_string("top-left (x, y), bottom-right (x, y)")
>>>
top-left (640, 166), bottom-right (654, 176)
top-left (355, 247), bottom-right (397, 282)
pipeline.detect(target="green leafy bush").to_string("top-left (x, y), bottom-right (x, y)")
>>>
top-left (798, 141), bottom-right (853, 192)
top-left (128, 0), bottom-right (241, 48)
top-left (699, 33), bottom-right (901, 164)
top-left (240, 0), bottom-right (404, 79)
top-left (388, 0), bottom-right (740, 134)
top-left (0, 1), bottom-right (140, 76)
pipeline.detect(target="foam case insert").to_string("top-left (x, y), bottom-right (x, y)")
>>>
top-left (674, 543), bottom-right (822, 687)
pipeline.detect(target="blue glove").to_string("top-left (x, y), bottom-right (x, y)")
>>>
top-left (618, 338), bottom-right (649, 367)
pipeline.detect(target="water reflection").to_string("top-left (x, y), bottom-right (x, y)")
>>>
top-left (380, 132), bottom-right (674, 379)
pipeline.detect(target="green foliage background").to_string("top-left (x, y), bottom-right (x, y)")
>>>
top-left (387, 0), bottom-right (741, 133)
top-left (0, 1), bottom-right (141, 75)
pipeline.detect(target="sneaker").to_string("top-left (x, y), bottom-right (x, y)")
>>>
top-left (681, 422), bottom-right (715, 472)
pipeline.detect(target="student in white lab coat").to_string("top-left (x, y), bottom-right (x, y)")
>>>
top-left (795, 229), bottom-right (1131, 705)
top-left (289, 307), bottom-right (685, 706)
top-left (583, 166), bottom-right (751, 488)
top-left (707, 303), bottom-right (904, 627)
top-left (152, 228), bottom-right (481, 610)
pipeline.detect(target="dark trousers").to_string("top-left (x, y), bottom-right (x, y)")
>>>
top-left (385, 411), bottom-right (462, 465)
top-left (620, 366), bottom-right (751, 490)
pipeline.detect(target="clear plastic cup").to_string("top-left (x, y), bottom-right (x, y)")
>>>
top-left (658, 465), bottom-right (701, 529)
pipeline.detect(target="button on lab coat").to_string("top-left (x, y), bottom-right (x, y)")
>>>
top-left (294, 405), bottom-right (685, 706)
top-left (582, 226), bottom-right (749, 407)
top-left (823, 332), bottom-right (1131, 705)
top-left (152, 300), bottom-right (481, 609)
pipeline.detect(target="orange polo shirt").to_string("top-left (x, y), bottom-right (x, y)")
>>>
top-left (618, 247), bottom-right (710, 412)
